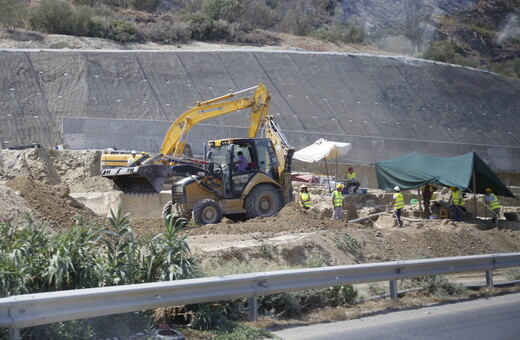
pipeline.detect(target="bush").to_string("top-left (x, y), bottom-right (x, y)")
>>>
top-left (183, 13), bottom-right (231, 41)
top-left (422, 40), bottom-right (479, 68)
top-left (0, 0), bottom-right (27, 31)
top-left (202, 0), bottom-right (244, 22)
top-left (29, 0), bottom-right (76, 34)
top-left (139, 20), bottom-right (192, 44)
top-left (29, 0), bottom-right (94, 36)
top-left (492, 58), bottom-right (520, 79)
top-left (312, 24), bottom-right (365, 44)
top-left (105, 19), bottom-right (139, 42)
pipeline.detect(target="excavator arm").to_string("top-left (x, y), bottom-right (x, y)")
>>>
top-left (263, 116), bottom-right (295, 204)
top-left (160, 83), bottom-right (270, 160)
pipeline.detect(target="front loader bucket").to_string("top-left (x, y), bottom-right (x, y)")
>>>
top-left (101, 165), bottom-right (171, 194)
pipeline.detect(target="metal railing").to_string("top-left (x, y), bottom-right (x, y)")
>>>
top-left (1, 253), bottom-right (519, 339)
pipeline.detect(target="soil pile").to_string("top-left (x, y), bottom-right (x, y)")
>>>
top-left (5, 176), bottom-right (102, 230)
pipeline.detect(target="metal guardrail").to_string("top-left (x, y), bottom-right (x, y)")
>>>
top-left (1, 253), bottom-right (519, 334)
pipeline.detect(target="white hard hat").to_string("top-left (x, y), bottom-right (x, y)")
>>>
top-left (394, 186), bottom-right (400, 191)
top-left (301, 185), bottom-right (307, 189)
top-left (131, 150), bottom-right (136, 154)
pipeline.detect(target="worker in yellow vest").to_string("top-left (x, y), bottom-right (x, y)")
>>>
top-left (299, 186), bottom-right (311, 210)
top-left (331, 183), bottom-right (344, 220)
top-left (127, 150), bottom-right (137, 166)
top-left (345, 167), bottom-right (360, 194)
top-left (449, 186), bottom-right (465, 221)
top-left (484, 188), bottom-right (501, 225)
top-left (392, 186), bottom-right (405, 227)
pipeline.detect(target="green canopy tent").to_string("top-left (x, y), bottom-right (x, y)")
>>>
top-left (375, 151), bottom-right (516, 198)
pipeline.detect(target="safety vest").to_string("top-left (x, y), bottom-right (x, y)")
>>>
top-left (451, 190), bottom-right (465, 206)
top-left (332, 190), bottom-right (343, 207)
top-left (300, 192), bottom-right (311, 208)
top-left (393, 193), bottom-right (405, 209)
top-left (488, 193), bottom-right (501, 210)
top-left (127, 157), bottom-right (136, 166)
top-left (347, 172), bottom-right (356, 180)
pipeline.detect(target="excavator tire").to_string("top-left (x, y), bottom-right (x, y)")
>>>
top-left (244, 184), bottom-right (283, 219)
top-left (193, 199), bottom-right (222, 225)
top-left (162, 201), bottom-right (192, 220)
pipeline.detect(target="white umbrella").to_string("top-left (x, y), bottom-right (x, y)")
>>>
top-left (294, 138), bottom-right (352, 191)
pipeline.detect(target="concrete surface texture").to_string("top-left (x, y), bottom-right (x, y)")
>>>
top-left (1, 50), bottom-right (519, 171)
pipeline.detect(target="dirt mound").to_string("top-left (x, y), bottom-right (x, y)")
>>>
top-left (1, 149), bottom-right (113, 192)
top-left (6, 176), bottom-right (102, 230)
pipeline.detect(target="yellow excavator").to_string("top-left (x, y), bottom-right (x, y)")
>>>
top-left (101, 84), bottom-right (295, 224)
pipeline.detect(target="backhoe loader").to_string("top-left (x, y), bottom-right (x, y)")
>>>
top-left (101, 84), bottom-right (295, 225)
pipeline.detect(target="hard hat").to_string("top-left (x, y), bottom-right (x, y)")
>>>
top-left (394, 186), bottom-right (400, 191)
top-left (449, 186), bottom-right (455, 190)
top-left (336, 183), bottom-right (344, 189)
top-left (348, 167), bottom-right (353, 171)
top-left (485, 188), bottom-right (492, 192)
top-left (141, 151), bottom-right (146, 155)
top-left (131, 150), bottom-right (136, 154)
top-left (301, 185), bottom-right (307, 190)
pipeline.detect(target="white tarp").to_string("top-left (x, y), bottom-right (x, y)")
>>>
top-left (293, 138), bottom-right (352, 163)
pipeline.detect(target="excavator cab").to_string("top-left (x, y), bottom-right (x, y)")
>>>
top-left (166, 137), bottom-right (288, 225)
top-left (206, 138), bottom-right (280, 197)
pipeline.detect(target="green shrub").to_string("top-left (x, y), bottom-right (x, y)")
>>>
top-left (492, 58), bottom-right (520, 79)
top-left (202, 0), bottom-right (244, 22)
top-left (183, 13), bottom-right (231, 41)
top-left (411, 275), bottom-right (468, 297)
top-left (0, 0), bottom-right (28, 31)
top-left (422, 40), bottom-right (479, 68)
top-left (138, 20), bottom-right (192, 44)
top-left (29, 0), bottom-right (76, 34)
top-left (105, 19), bottom-right (139, 42)
top-left (312, 24), bottom-right (365, 44)
top-left (29, 0), bottom-right (95, 36)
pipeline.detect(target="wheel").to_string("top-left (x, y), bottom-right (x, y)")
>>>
top-left (162, 201), bottom-right (192, 219)
top-left (244, 184), bottom-right (283, 219)
top-left (192, 199), bottom-right (222, 225)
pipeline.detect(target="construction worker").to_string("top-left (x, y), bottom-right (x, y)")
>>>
top-left (485, 188), bottom-right (501, 225)
top-left (345, 167), bottom-right (360, 194)
top-left (299, 185), bottom-right (311, 210)
top-left (331, 183), bottom-right (344, 220)
top-left (449, 186), bottom-right (465, 221)
top-left (127, 150), bottom-right (137, 166)
top-left (392, 186), bottom-right (405, 227)
top-left (422, 184), bottom-right (437, 219)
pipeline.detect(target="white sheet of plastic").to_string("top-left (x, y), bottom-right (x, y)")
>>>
top-left (293, 138), bottom-right (352, 163)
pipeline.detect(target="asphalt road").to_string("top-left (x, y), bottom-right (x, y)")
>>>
top-left (270, 292), bottom-right (520, 340)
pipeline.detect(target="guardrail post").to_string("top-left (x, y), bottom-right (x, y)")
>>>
top-left (486, 269), bottom-right (493, 286)
top-left (248, 297), bottom-right (258, 321)
top-left (9, 328), bottom-right (20, 340)
top-left (389, 280), bottom-right (398, 300)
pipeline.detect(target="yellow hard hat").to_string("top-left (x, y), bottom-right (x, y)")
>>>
top-left (485, 188), bottom-right (492, 192)
top-left (336, 183), bottom-right (344, 189)
top-left (449, 186), bottom-right (455, 190)
top-left (141, 151), bottom-right (146, 155)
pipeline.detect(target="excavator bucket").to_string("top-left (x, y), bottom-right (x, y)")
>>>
top-left (101, 165), bottom-right (171, 194)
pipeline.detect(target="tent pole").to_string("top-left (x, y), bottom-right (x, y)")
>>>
top-left (418, 187), bottom-right (423, 218)
top-left (335, 158), bottom-right (338, 181)
top-left (324, 158), bottom-right (331, 192)
top-left (472, 170), bottom-right (477, 217)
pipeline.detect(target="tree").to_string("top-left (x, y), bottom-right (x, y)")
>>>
top-left (404, 0), bottom-right (431, 54)
top-left (0, 0), bottom-right (27, 31)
